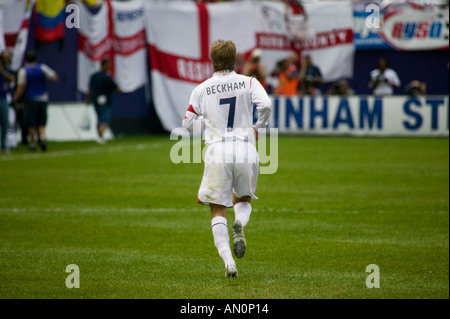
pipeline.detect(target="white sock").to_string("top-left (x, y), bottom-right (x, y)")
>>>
top-left (211, 216), bottom-right (235, 267)
top-left (234, 201), bottom-right (252, 228)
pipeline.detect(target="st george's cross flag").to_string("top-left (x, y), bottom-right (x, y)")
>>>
top-left (77, 0), bottom-right (147, 94)
top-left (144, 0), bottom-right (354, 131)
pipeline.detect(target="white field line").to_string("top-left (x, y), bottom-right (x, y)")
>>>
top-left (0, 143), bottom-right (161, 162)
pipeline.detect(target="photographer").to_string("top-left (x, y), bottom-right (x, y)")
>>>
top-left (369, 57), bottom-right (400, 96)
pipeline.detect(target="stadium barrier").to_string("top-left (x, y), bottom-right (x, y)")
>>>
top-left (45, 103), bottom-right (114, 142)
top-left (267, 95), bottom-right (449, 137)
top-left (42, 96), bottom-right (449, 142)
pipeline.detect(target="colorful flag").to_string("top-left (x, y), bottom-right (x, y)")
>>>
top-left (35, 0), bottom-right (66, 43)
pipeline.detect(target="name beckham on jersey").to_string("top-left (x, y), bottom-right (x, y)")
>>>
top-left (205, 81), bottom-right (246, 96)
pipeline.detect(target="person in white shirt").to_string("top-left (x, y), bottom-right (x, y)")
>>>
top-left (369, 57), bottom-right (401, 96)
top-left (182, 40), bottom-right (272, 278)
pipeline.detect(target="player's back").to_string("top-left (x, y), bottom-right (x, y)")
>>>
top-left (197, 71), bottom-right (255, 144)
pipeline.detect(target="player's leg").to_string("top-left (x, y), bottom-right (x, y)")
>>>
top-left (210, 204), bottom-right (237, 278)
top-left (24, 101), bottom-right (37, 150)
top-left (94, 106), bottom-right (107, 144)
top-left (231, 141), bottom-right (259, 258)
top-left (233, 194), bottom-right (252, 228)
top-left (0, 99), bottom-right (9, 152)
top-left (28, 126), bottom-right (36, 150)
top-left (200, 142), bottom-right (237, 277)
top-left (231, 195), bottom-right (251, 259)
top-left (98, 123), bottom-right (107, 137)
top-left (37, 102), bottom-right (47, 151)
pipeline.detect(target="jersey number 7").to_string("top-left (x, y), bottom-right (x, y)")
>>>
top-left (220, 97), bottom-right (236, 130)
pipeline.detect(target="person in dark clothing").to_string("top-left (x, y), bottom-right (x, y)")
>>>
top-left (299, 54), bottom-right (322, 90)
top-left (86, 58), bottom-right (121, 144)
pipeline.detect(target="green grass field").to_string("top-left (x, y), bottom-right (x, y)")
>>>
top-left (0, 135), bottom-right (448, 299)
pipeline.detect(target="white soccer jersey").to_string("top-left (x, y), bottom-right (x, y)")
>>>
top-left (182, 70), bottom-right (272, 207)
top-left (182, 71), bottom-right (272, 145)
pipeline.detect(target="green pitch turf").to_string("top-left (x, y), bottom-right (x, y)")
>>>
top-left (0, 135), bottom-right (448, 299)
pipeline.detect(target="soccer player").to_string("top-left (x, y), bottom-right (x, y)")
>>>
top-left (181, 40), bottom-right (272, 278)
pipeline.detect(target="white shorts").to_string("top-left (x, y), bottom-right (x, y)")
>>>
top-left (198, 140), bottom-right (259, 208)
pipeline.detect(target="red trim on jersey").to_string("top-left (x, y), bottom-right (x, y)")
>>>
top-left (187, 105), bottom-right (198, 116)
top-left (250, 77), bottom-right (254, 88)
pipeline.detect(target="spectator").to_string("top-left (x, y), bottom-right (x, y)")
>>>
top-left (326, 79), bottom-right (355, 96)
top-left (0, 51), bottom-right (15, 154)
top-left (404, 80), bottom-right (427, 97)
top-left (243, 48), bottom-right (267, 90)
top-left (86, 58), bottom-right (121, 144)
top-left (369, 57), bottom-right (400, 96)
top-left (12, 51), bottom-right (58, 151)
top-left (1, 50), bottom-right (27, 146)
top-left (235, 51), bottom-right (246, 75)
top-left (273, 52), bottom-right (299, 96)
top-left (299, 75), bottom-right (322, 96)
top-left (299, 54), bottom-right (322, 89)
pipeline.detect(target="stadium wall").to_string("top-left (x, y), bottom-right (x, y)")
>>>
top-left (268, 95), bottom-right (449, 136)
top-left (44, 96), bottom-right (448, 141)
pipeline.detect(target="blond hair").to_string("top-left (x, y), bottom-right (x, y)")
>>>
top-left (210, 40), bottom-right (236, 72)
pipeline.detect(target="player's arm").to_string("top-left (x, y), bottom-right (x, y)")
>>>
top-left (85, 90), bottom-right (91, 105)
top-left (369, 71), bottom-right (380, 90)
top-left (386, 70), bottom-right (401, 89)
top-left (108, 76), bottom-right (122, 93)
top-left (182, 88), bottom-right (202, 130)
top-left (251, 77), bottom-right (272, 130)
top-left (0, 62), bottom-right (15, 83)
top-left (12, 68), bottom-right (26, 104)
top-left (41, 64), bottom-right (58, 82)
top-left (181, 104), bottom-right (201, 130)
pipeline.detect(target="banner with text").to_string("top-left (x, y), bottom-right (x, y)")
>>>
top-left (269, 95), bottom-right (449, 136)
top-left (353, 1), bottom-right (449, 50)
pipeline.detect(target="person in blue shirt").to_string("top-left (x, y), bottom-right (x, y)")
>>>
top-left (0, 51), bottom-right (15, 154)
top-left (13, 51), bottom-right (58, 151)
